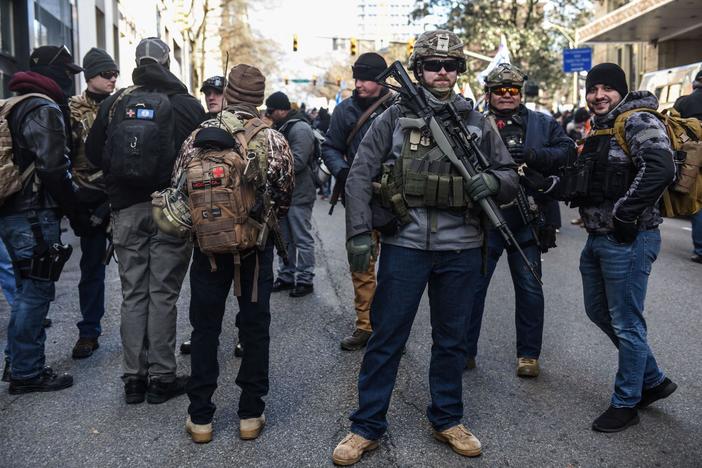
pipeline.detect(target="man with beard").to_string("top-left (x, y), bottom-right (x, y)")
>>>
top-left (322, 52), bottom-right (394, 351)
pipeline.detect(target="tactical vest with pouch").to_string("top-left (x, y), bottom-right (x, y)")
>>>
top-left (105, 86), bottom-right (175, 187)
top-left (0, 93), bottom-right (50, 207)
top-left (69, 93), bottom-right (105, 201)
top-left (186, 115), bottom-right (270, 300)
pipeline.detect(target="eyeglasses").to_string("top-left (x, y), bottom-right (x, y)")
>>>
top-left (491, 86), bottom-right (521, 96)
top-left (422, 59), bottom-right (460, 73)
top-left (99, 71), bottom-right (119, 80)
top-left (48, 45), bottom-right (71, 66)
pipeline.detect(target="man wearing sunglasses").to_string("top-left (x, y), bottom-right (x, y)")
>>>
top-left (333, 30), bottom-right (518, 465)
top-left (1, 45), bottom-right (88, 393)
top-left (67, 48), bottom-right (120, 360)
top-left (464, 63), bottom-right (574, 378)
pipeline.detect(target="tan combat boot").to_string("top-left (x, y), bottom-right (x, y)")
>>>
top-left (185, 415), bottom-right (213, 444)
top-left (433, 424), bottom-right (481, 457)
top-left (332, 432), bottom-right (379, 466)
top-left (240, 414), bottom-right (265, 440)
top-left (517, 357), bottom-right (540, 378)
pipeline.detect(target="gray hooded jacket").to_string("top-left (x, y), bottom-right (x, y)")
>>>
top-left (345, 89), bottom-right (518, 251)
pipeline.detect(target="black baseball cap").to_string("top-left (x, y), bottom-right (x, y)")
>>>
top-left (30, 45), bottom-right (83, 74)
top-left (200, 76), bottom-right (225, 93)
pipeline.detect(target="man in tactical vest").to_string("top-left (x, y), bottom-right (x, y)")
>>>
top-left (332, 30), bottom-right (518, 464)
top-left (266, 91), bottom-right (317, 298)
top-left (464, 64), bottom-right (574, 376)
top-left (180, 64), bottom-right (294, 443)
top-left (1, 46), bottom-right (87, 393)
top-left (68, 47), bottom-right (119, 359)
top-left (322, 52), bottom-right (394, 351)
top-left (524, 63), bottom-right (678, 432)
top-left (86, 37), bottom-right (206, 404)
top-left (200, 75), bottom-right (225, 117)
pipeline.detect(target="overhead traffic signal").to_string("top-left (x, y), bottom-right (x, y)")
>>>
top-left (350, 38), bottom-right (357, 56)
top-left (293, 34), bottom-right (298, 52)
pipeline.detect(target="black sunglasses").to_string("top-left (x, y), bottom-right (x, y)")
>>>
top-left (99, 70), bottom-right (119, 80)
top-left (422, 59), bottom-right (460, 73)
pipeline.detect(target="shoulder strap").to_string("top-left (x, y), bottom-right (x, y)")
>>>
top-left (108, 86), bottom-right (141, 123)
top-left (278, 118), bottom-right (304, 137)
top-left (346, 92), bottom-right (394, 147)
top-left (244, 117), bottom-right (270, 143)
top-left (612, 108), bottom-right (664, 155)
top-left (0, 93), bottom-right (53, 118)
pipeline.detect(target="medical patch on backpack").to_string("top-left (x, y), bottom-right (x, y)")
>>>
top-left (124, 107), bottom-right (155, 120)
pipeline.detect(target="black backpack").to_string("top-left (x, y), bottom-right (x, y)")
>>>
top-left (105, 86), bottom-right (175, 187)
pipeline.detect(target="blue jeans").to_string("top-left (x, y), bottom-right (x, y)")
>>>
top-left (0, 238), bottom-right (16, 306)
top-left (466, 224), bottom-right (543, 359)
top-left (77, 231), bottom-right (107, 338)
top-left (580, 230), bottom-right (665, 408)
top-left (0, 209), bottom-right (60, 379)
top-left (350, 244), bottom-right (482, 440)
top-left (691, 209), bottom-right (702, 256)
top-left (277, 203), bottom-right (315, 285)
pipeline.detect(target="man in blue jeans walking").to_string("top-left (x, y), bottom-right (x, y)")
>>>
top-left (525, 63), bottom-right (678, 432)
top-left (465, 64), bottom-right (573, 377)
top-left (332, 30), bottom-right (518, 465)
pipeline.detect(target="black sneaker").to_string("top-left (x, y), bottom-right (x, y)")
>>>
top-left (9, 367), bottom-right (73, 394)
top-left (124, 378), bottom-right (147, 404)
top-left (290, 283), bottom-right (314, 298)
top-left (592, 405), bottom-right (639, 432)
top-left (72, 337), bottom-right (99, 359)
top-left (340, 329), bottom-right (371, 351)
top-left (43, 318), bottom-right (52, 328)
top-left (146, 375), bottom-right (189, 404)
top-left (272, 279), bottom-right (294, 292)
top-left (180, 340), bottom-right (191, 355)
top-left (690, 254), bottom-right (702, 264)
top-left (2, 359), bottom-right (10, 383)
top-left (638, 378), bottom-right (678, 408)
top-left (234, 342), bottom-right (244, 357)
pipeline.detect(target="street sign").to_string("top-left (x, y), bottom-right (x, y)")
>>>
top-left (563, 48), bottom-right (592, 73)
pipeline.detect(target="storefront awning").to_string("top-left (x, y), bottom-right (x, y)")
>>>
top-left (576, 0), bottom-right (702, 44)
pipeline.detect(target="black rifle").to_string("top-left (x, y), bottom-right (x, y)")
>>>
top-left (375, 61), bottom-right (541, 285)
top-left (328, 178), bottom-right (343, 215)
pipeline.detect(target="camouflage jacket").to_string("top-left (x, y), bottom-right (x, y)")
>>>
top-left (580, 91), bottom-right (675, 233)
top-left (68, 91), bottom-right (106, 204)
top-left (173, 109), bottom-right (294, 217)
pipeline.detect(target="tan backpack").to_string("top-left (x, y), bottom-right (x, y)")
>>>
top-left (186, 116), bottom-right (270, 298)
top-left (0, 93), bottom-right (51, 206)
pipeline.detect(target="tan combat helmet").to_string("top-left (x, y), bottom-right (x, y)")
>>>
top-left (151, 187), bottom-right (192, 239)
top-left (408, 29), bottom-right (467, 73)
top-left (484, 63), bottom-right (528, 90)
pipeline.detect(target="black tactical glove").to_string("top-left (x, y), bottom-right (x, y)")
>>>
top-left (336, 167), bottom-right (350, 186)
top-left (537, 225), bottom-right (558, 253)
top-left (521, 167), bottom-right (558, 194)
top-left (346, 232), bottom-right (377, 273)
top-left (507, 144), bottom-right (526, 164)
top-left (612, 215), bottom-right (639, 244)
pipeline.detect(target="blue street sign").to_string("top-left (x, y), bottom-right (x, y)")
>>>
top-left (563, 48), bottom-right (592, 73)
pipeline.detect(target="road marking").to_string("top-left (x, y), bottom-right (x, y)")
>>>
top-left (682, 227), bottom-right (692, 232)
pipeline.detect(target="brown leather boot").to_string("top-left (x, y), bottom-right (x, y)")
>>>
top-left (517, 357), bottom-right (540, 378)
top-left (340, 329), bottom-right (372, 351)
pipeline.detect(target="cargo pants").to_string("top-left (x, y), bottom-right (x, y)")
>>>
top-left (350, 231), bottom-right (379, 332)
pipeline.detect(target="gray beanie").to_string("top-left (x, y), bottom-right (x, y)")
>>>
top-left (82, 47), bottom-right (119, 80)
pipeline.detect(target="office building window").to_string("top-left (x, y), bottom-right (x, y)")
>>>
top-left (1, 0), bottom-right (14, 56)
top-left (33, 0), bottom-right (73, 50)
top-left (96, 7), bottom-right (106, 49)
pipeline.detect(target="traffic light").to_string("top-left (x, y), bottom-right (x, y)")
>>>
top-left (407, 38), bottom-right (415, 56)
top-left (312, 76), bottom-right (317, 86)
top-left (350, 38), bottom-right (357, 56)
top-left (293, 34), bottom-right (298, 52)
top-left (284, 77), bottom-right (289, 85)
top-left (336, 79), bottom-right (341, 87)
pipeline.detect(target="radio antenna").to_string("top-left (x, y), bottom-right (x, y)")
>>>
top-left (218, 51), bottom-right (229, 129)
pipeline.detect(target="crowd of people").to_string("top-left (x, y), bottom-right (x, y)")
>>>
top-left (0, 26), bottom-right (700, 465)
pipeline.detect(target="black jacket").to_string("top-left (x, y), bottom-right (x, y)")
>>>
top-left (1, 96), bottom-right (77, 217)
top-left (86, 63), bottom-right (206, 210)
top-left (674, 87), bottom-right (702, 121)
top-left (321, 88), bottom-right (393, 178)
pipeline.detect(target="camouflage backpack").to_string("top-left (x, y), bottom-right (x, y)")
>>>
top-left (0, 93), bottom-right (50, 207)
top-left (185, 112), bottom-right (271, 298)
top-left (592, 107), bottom-right (702, 217)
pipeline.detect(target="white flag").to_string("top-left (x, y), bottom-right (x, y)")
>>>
top-left (477, 36), bottom-right (512, 86)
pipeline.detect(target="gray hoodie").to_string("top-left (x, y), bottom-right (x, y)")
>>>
top-left (345, 89), bottom-right (518, 251)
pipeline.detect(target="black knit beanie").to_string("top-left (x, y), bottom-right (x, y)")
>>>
top-left (586, 63), bottom-right (628, 98)
top-left (352, 53), bottom-right (388, 81)
top-left (265, 91), bottom-right (291, 111)
top-left (83, 47), bottom-right (119, 80)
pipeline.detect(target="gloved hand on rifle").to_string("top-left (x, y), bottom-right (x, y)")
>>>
top-left (520, 167), bottom-right (558, 194)
top-left (507, 144), bottom-right (527, 164)
top-left (537, 224), bottom-right (558, 253)
top-left (346, 232), bottom-right (377, 273)
top-left (466, 172), bottom-right (499, 202)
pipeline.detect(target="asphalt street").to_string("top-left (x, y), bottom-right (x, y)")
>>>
top-left (1, 201), bottom-right (701, 468)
